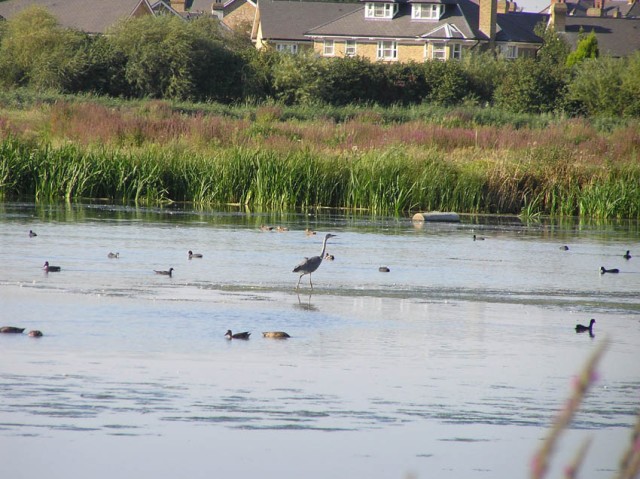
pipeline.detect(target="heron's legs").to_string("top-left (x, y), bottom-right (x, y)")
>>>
top-left (309, 274), bottom-right (313, 289)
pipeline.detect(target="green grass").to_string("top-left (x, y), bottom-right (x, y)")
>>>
top-left (1, 92), bottom-right (639, 218)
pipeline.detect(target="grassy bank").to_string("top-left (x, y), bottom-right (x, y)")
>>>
top-left (1, 95), bottom-right (639, 218)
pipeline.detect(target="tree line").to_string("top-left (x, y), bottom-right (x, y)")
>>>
top-left (1, 6), bottom-right (639, 117)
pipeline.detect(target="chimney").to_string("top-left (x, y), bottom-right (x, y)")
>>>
top-left (548, 0), bottom-right (567, 31)
top-left (587, 0), bottom-right (603, 15)
top-left (211, 0), bottom-right (224, 19)
top-left (479, 0), bottom-right (497, 47)
top-left (172, 0), bottom-right (186, 12)
top-left (497, 0), bottom-right (510, 13)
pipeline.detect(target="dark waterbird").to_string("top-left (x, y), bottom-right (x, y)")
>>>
top-left (600, 266), bottom-right (620, 274)
top-left (225, 330), bottom-right (251, 340)
top-left (43, 261), bottom-right (61, 272)
top-left (29, 230), bottom-right (37, 237)
top-left (188, 251), bottom-right (203, 259)
top-left (559, 245), bottom-right (569, 251)
top-left (379, 266), bottom-right (390, 273)
top-left (623, 250), bottom-right (631, 260)
top-left (28, 330), bottom-right (43, 337)
top-left (293, 233), bottom-right (337, 290)
top-left (575, 318), bottom-right (596, 334)
top-left (473, 234), bottom-right (485, 241)
top-left (154, 267), bottom-right (174, 276)
top-left (1, 326), bottom-right (25, 334)
top-left (108, 252), bottom-right (119, 259)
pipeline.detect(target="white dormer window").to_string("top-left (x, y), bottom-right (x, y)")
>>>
top-left (365, 2), bottom-right (398, 19)
top-left (412, 3), bottom-right (444, 20)
top-left (499, 44), bottom-right (518, 59)
top-left (276, 43), bottom-right (298, 54)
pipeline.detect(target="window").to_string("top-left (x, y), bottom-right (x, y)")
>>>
top-left (500, 44), bottom-right (518, 59)
top-left (323, 40), bottom-right (335, 56)
top-left (276, 43), bottom-right (298, 54)
top-left (412, 4), bottom-right (443, 19)
top-left (451, 43), bottom-right (462, 59)
top-left (431, 42), bottom-right (446, 60)
top-left (345, 40), bottom-right (357, 56)
top-left (377, 40), bottom-right (397, 60)
top-left (365, 2), bottom-right (398, 19)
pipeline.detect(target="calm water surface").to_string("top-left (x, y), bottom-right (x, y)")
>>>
top-left (0, 203), bottom-right (639, 479)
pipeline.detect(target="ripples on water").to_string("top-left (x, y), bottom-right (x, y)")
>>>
top-left (0, 203), bottom-right (639, 478)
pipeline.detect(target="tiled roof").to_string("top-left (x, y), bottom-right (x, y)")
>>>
top-left (563, 16), bottom-right (640, 56)
top-left (306, 0), bottom-right (477, 40)
top-left (542, 0), bottom-right (640, 17)
top-left (0, 0), bottom-right (147, 33)
top-left (496, 11), bottom-right (547, 42)
top-left (258, 0), bottom-right (361, 41)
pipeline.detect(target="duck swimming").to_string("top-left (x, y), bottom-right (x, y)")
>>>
top-left (559, 245), bottom-right (569, 251)
top-left (262, 331), bottom-right (290, 339)
top-left (43, 261), bottom-right (61, 272)
top-left (108, 252), bottom-right (119, 259)
top-left (154, 267), bottom-right (174, 276)
top-left (473, 234), bottom-right (485, 241)
top-left (0, 326), bottom-right (25, 334)
top-left (575, 318), bottom-right (595, 334)
top-left (623, 250), bottom-right (631, 260)
top-left (379, 266), bottom-right (390, 272)
top-left (225, 330), bottom-right (251, 340)
top-left (28, 330), bottom-right (43, 337)
top-left (600, 267), bottom-right (620, 274)
top-left (324, 253), bottom-right (335, 261)
top-left (188, 251), bottom-right (203, 259)
top-left (29, 230), bottom-right (37, 237)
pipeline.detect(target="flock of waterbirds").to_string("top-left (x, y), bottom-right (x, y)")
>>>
top-left (3, 228), bottom-right (633, 340)
top-left (4, 226), bottom-right (343, 340)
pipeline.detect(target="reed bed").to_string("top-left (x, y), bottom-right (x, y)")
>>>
top-left (2, 137), bottom-right (639, 218)
top-left (1, 98), bottom-right (639, 217)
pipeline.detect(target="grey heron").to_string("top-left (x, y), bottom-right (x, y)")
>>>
top-left (293, 233), bottom-right (336, 290)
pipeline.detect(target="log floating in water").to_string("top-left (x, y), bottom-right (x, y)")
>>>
top-left (412, 212), bottom-right (460, 223)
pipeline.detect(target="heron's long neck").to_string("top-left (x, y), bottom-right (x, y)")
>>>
top-left (320, 237), bottom-right (329, 258)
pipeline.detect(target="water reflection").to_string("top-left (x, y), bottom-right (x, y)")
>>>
top-left (294, 293), bottom-right (318, 312)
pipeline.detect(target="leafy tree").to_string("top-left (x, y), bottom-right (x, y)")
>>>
top-left (106, 15), bottom-right (245, 101)
top-left (316, 56), bottom-right (387, 105)
top-left (494, 58), bottom-right (567, 114)
top-left (535, 22), bottom-right (570, 69)
top-left (460, 51), bottom-right (508, 105)
top-left (620, 52), bottom-right (640, 117)
top-left (268, 51), bottom-right (322, 105)
top-left (566, 30), bottom-right (599, 68)
top-left (423, 60), bottom-right (470, 106)
top-left (568, 56), bottom-right (624, 117)
top-left (0, 6), bottom-right (90, 91)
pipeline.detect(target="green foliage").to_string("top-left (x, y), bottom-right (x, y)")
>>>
top-left (568, 57), bottom-right (625, 117)
top-left (460, 51), bottom-right (507, 105)
top-left (494, 58), bottom-right (567, 114)
top-left (535, 22), bottom-right (570, 69)
top-left (0, 6), bottom-right (90, 91)
top-left (619, 52), bottom-right (640, 117)
top-left (104, 15), bottom-right (244, 102)
top-left (423, 60), bottom-right (471, 106)
top-left (566, 31), bottom-right (599, 68)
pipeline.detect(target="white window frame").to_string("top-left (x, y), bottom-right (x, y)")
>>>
top-left (365, 2), bottom-right (398, 19)
top-left (276, 43), bottom-right (298, 54)
top-left (377, 40), bottom-right (398, 61)
top-left (412, 3), bottom-right (443, 19)
top-left (451, 43), bottom-right (462, 59)
top-left (430, 42), bottom-right (446, 60)
top-left (345, 40), bottom-right (357, 56)
top-left (323, 40), bottom-right (335, 56)
top-left (500, 44), bottom-right (518, 59)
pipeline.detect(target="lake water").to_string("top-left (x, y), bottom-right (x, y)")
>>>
top-left (0, 202), bottom-right (639, 479)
